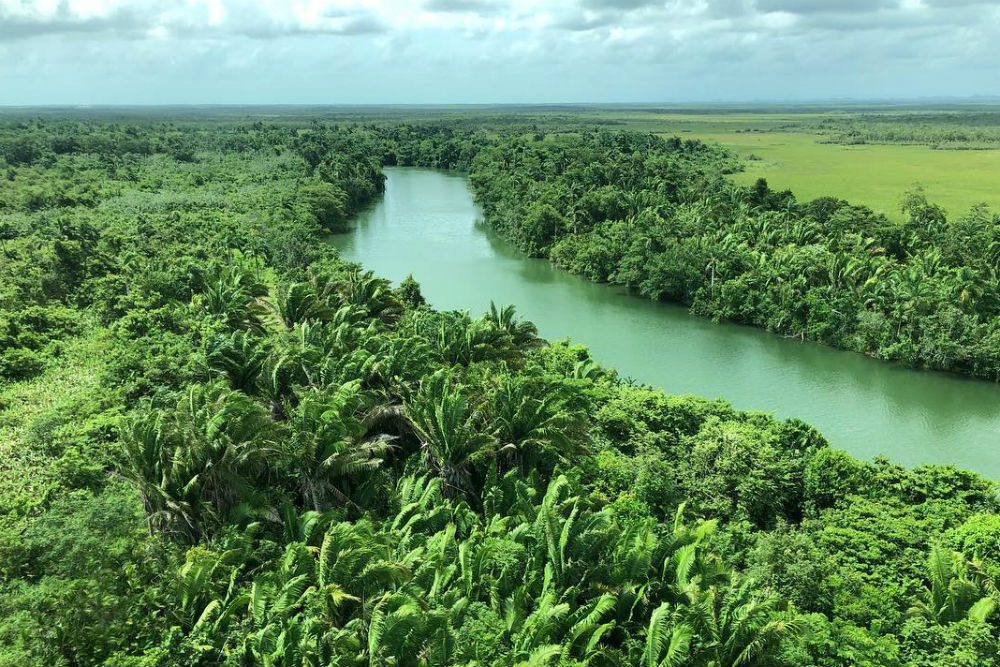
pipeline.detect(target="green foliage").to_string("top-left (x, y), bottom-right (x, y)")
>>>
top-left (0, 116), bottom-right (997, 667)
top-left (804, 448), bottom-right (864, 512)
top-left (467, 132), bottom-right (1000, 380)
top-left (907, 546), bottom-right (996, 625)
top-left (953, 514), bottom-right (1000, 560)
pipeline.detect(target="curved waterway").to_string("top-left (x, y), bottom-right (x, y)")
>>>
top-left (332, 167), bottom-right (1000, 477)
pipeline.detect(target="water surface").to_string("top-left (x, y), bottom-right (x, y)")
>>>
top-left (332, 168), bottom-right (1000, 477)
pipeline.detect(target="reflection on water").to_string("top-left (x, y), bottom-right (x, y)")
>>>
top-left (332, 167), bottom-right (1000, 478)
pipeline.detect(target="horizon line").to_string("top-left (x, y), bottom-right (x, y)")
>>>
top-left (4, 96), bottom-right (1000, 110)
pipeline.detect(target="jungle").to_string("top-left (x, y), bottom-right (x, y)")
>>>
top-left (0, 111), bottom-right (999, 667)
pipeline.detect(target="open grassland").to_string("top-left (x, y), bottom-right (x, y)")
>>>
top-left (588, 107), bottom-right (1000, 220)
top-left (710, 131), bottom-right (1000, 220)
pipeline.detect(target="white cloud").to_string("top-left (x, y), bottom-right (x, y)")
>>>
top-left (0, 0), bottom-right (998, 102)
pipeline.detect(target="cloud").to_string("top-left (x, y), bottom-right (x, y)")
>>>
top-left (550, 10), bottom-right (619, 31)
top-left (703, 0), bottom-right (753, 18)
top-left (578, 0), bottom-right (662, 9)
top-left (755, 0), bottom-right (898, 14)
top-left (230, 14), bottom-right (388, 39)
top-left (422, 0), bottom-right (505, 12)
top-left (0, 1), bottom-right (148, 40)
top-left (0, 0), bottom-right (388, 41)
top-left (921, 0), bottom-right (994, 5)
top-left (0, 0), bottom-right (998, 103)
top-left (550, 0), bottom-right (671, 32)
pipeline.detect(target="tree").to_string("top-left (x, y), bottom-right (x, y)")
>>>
top-left (489, 302), bottom-right (542, 348)
top-left (684, 577), bottom-right (808, 667)
top-left (268, 281), bottom-right (334, 330)
top-left (406, 370), bottom-right (496, 498)
top-left (908, 546), bottom-right (997, 625)
top-left (299, 181), bottom-right (349, 230)
top-left (0, 220), bottom-right (15, 258)
top-left (192, 260), bottom-right (269, 334)
top-left (285, 381), bottom-right (394, 512)
top-left (485, 373), bottom-right (586, 476)
top-left (122, 384), bottom-right (274, 541)
top-left (398, 274), bottom-right (426, 309)
top-left (641, 603), bottom-right (692, 667)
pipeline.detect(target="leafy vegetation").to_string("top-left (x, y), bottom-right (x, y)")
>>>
top-left (465, 132), bottom-right (1000, 380)
top-left (1, 114), bottom-right (999, 667)
top-left (809, 112), bottom-right (1000, 150)
top-left (474, 106), bottom-right (1000, 217)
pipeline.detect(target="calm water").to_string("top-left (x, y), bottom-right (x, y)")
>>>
top-left (332, 168), bottom-right (1000, 477)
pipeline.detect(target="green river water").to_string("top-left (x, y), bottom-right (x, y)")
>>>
top-left (332, 167), bottom-right (1000, 477)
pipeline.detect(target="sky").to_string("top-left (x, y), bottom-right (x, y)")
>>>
top-left (1, 0), bottom-right (999, 105)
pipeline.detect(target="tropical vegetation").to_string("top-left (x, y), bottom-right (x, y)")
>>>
top-left (463, 132), bottom-right (1000, 380)
top-left (1, 113), bottom-right (999, 667)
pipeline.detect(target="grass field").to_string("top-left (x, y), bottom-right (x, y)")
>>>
top-left (588, 108), bottom-right (1000, 220)
top-left (707, 131), bottom-right (1000, 220)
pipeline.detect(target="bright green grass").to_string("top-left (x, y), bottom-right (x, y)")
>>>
top-left (697, 130), bottom-right (1000, 220)
top-left (0, 330), bottom-right (108, 522)
top-left (586, 109), bottom-right (1000, 220)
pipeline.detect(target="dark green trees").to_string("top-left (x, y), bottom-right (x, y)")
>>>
top-left (466, 132), bottom-right (1000, 380)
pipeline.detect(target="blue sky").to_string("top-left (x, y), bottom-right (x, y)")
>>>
top-left (2, 0), bottom-right (999, 104)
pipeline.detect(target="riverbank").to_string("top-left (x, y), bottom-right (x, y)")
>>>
top-left (333, 167), bottom-right (1000, 476)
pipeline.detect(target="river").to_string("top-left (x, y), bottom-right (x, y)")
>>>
top-left (331, 167), bottom-right (1000, 477)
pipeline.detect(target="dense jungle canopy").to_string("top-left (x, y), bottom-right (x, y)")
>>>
top-left (1, 115), bottom-right (999, 667)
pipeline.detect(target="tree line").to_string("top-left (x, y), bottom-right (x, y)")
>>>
top-left (456, 131), bottom-right (1000, 380)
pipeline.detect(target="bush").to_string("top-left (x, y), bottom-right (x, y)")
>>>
top-left (804, 448), bottom-right (864, 512)
top-left (0, 347), bottom-right (46, 381)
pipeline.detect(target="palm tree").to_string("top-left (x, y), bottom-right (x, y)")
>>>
top-left (357, 334), bottom-right (434, 400)
top-left (121, 384), bottom-right (274, 541)
top-left (242, 542), bottom-right (325, 666)
top-left (642, 603), bottom-right (692, 667)
top-left (489, 302), bottom-right (542, 348)
top-left (255, 321), bottom-right (332, 416)
top-left (121, 411), bottom-right (182, 535)
top-left (279, 503), bottom-right (329, 545)
top-left (684, 576), bottom-right (808, 667)
top-left (192, 261), bottom-right (269, 333)
top-left (285, 381), bottom-right (394, 512)
top-left (205, 330), bottom-right (267, 393)
top-left (406, 369), bottom-right (496, 498)
top-left (407, 309), bottom-right (515, 366)
top-left (485, 373), bottom-right (586, 475)
top-left (699, 233), bottom-right (740, 298)
top-left (908, 545), bottom-right (997, 625)
top-left (889, 263), bottom-right (938, 334)
top-left (367, 591), bottom-right (451, 667)
top-left (388, 474), bottom-right (454, 543)
top-left (174, 547), bottom-right (246, 631)
top-left (562, 594), bottom-right (618, 665)
top-left (664, 505), bottom-right (728, 592)
top-left (911, 247), bottom-right (944, 279)
top-left (530, 475), bottom-right (580, 589)
top-left (339, 268), bottom-right (403, 323)
top-left (949, 265), bottom-right (986, 312)
top-left (268, 281), bottom-right (334, 330)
